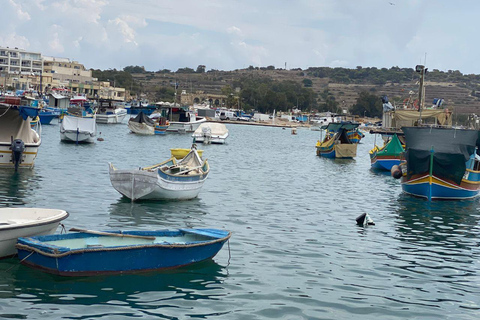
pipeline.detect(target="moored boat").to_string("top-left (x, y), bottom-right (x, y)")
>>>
top-left (0, 208), bottom-right (69, 259)
top-left (0, 96), bottom-right (41, 170)
top-left (165, 106), bottom-right (206, 133)
top-left (316, 122), bottom-right (359, 158)
top-left (16, 228), bottom-right (231, 276)
top-left (109, 147), bottom-right (209, 201)
top-left (95, 100), bottom-right (128, 124)
top-left (395, 127), bottom-right (480, 200)
top-left (128, 111), bottom-right (155, 135)
top-left (192, 122), bottom-right (229, 144)
top-left (60, 108), bottom-right (97, 143)
top-left (370, 134), bottom-right (405, 171)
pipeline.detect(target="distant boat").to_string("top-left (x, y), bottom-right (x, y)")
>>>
top-left (108, 147), bottom-right (209, 201)
top-left (128, 111), bottom-right (155, 135)
top-left (0, 96), bottom-right (41, 170)
top-left (95, 100), bottom-right (128, 124)
top-left (60, 107), bottom-right (97, 143)
top-left (0, 208), bottom-right (69, 258)
top-left (16, 228), bottom-right (231, 276)
top-left (394, 127), bottom-right (480, 200)
top-left (316, 122), bottom-right (359, 158)
top-left (163, 105), bottom-right (206, 133)
top-left (192, 122), bottom-right (229, 144)
top-left (370, 133), bottom-right (405, 171)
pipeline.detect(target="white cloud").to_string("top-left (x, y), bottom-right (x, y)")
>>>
top-left (8, 0), bottom-right (31, 21)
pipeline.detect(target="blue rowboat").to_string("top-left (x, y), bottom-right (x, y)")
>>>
top-left (16, 228), bottom-right (231, 276)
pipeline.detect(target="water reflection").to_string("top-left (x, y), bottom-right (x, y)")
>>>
top-left (0, 259), bottom-right (228, 307)
top-left (0, 169), bottom-right (41, 207)
top-left (108, 197), bottom-right (208, 229)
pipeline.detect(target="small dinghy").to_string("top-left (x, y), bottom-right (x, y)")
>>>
top-left (0, 208), bottom-right (69, 258)
top-left (109, 146), bottom-right (209, 201)
top-left (16, 228), bottom-right (231, 276)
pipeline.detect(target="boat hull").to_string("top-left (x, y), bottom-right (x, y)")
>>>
top-left (193, 135), bottom-right (227, 144)
top-left (60, 131), bottom-right (95, 143)
top-left (16, 229), bottom-right (230, 276)
top-left (154, 125), bottom-right (169, 135)
top-left (401, 174), bottom-right (480, 200)
top-left (0, 208), bottom-right (68, 258)
top-left (109, 165), bottom-right (207, 200)
top-left (370, 155), bottom-right (402, 171)
top-left (167, 118), bottom-right (206, 133)
top-left (128, 122), bottom-right (154, 135)
top-left (96, 110), bottom-right (128, 124)
top-left (0, 141), bottom-right (41, 169)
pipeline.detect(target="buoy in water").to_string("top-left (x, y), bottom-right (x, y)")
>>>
top-left (97, 137), bottom-right (104, 141)
top-left (391, 165), bottom-right (402, 179)
top-left (356, 213), bottom-right (375, 226)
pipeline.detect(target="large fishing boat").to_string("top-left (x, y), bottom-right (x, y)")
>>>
top-left (394, 126), bottom-right (480, 200)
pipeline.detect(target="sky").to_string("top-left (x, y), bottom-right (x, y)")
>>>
top-left (1, 0), bottom-right (479, 74)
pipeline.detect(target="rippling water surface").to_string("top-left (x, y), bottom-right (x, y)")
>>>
top-left (0, 122), bottom-right (479, 319)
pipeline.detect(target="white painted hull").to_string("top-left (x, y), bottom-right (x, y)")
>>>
top-left (192, 135), bottom-right (228, 144)
top-left (60, 131), bottom-right (96, 143)
top-left (96, 110), bottom-right (128, 124)
top-left (109, 165), bottom-right (206, 201)
top-left (60, 116), bottom-right (96, 143)
top-left (167, 118), bottom-right (207, 133)
top-left (0, 208), bottom-right (69, 258)
top-left (0, 141), bottom-right (41, 169)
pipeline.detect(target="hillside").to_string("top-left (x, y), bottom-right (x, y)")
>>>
top-left (130, 68), bottom-right (480, 114)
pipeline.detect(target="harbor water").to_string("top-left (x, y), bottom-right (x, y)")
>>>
top-left (0, 122), bottom-right (479, 319)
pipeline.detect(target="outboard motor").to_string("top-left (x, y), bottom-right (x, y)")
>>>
top-left (202, 126), bottom-right (212, 145)
top-left (11, 139), bottom-right (25, 171)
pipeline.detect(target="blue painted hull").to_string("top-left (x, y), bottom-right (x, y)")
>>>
top-left (371, 158), bottom-right (401, 171)
top-left (16, 229), bottom-right (230, 276)
top-left (39, 114), bottom-right (56, 125)
top-left (127, 107), bottom-right (157, 115)
top-left (401, 175), bottom-right (480, 200)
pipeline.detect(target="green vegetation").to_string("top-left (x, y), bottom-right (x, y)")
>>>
top-left (231, 77), bottom-right (317, 113)
top-left (91, 69), bottom-right (139, 94)
top-left (350, 91), bottom-right (383, 118)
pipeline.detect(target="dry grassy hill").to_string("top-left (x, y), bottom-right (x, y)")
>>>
top-left (132, 69), bottom-right (480, 114)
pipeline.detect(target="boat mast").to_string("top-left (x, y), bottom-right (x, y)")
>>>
top-left (416, 65), bottom-right (426, 125)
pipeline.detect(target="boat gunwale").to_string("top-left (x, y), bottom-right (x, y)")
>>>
top-left (0, 210), bottom-right (69, 232)
top-left (16, 230), bottom-right (231, 258)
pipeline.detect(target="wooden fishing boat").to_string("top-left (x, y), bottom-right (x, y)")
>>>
top-left (109, 147), bottom-right (209, 201)
top-left (16, 228), bottom-right (231, 276)
top-left (370, 133), bottom-right (405, 171)
top-left (394, 126), bottom-right (480, 200)
top-left (170, 148), bottom-right (203, 159)
top-left (316, 122), bottom-right (359, 158)
top-left (0, 208), bottom-right (68, 259)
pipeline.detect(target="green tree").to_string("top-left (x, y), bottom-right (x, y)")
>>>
top-left (351, 91), bottom-right (383, 117)
top-left (302, 79), bottom-right (313, 87)
top-left (123, 66), bottom-right (146, 73)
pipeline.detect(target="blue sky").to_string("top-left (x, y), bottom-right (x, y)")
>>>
top-left (1, 0), bottom-right (479, 74)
